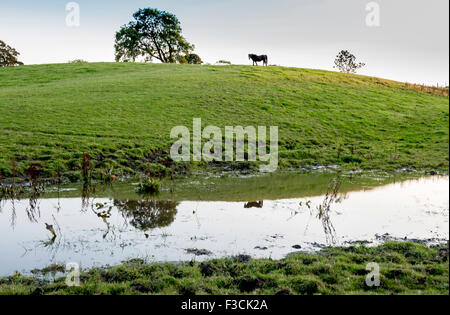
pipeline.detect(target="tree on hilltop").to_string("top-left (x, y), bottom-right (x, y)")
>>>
top-left (115, 8), bottom-right (194, 63)
top-left (334, 50), bottom-right (365, 74)
top-left (0, 40), bottom-right (23, 67)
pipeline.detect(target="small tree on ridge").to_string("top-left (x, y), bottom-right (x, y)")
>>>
top-left (334, 50), bottom-right (365, 74)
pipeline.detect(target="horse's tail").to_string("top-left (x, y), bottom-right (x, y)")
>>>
top-left (264, 55), bottom-right (268, 66)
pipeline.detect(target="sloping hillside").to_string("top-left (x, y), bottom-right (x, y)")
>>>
top-left (0, 63), bottom-right (448, 181)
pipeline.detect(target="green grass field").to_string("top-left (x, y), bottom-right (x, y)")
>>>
top-left (0, 62), bottom-right (448, 181)
top-left (1, 242), bottom-right (448, 295)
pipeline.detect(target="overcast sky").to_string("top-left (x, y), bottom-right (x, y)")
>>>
top-left (1, 0), bottom-right (448, 85)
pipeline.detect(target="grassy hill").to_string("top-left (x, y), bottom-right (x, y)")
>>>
top-left (0, 62), bottom-right (448, 182)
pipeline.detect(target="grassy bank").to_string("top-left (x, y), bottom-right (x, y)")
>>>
top-left (0, 63), bottom-right (448, 182)
top-left (1, 242), bottom-right (448, 295)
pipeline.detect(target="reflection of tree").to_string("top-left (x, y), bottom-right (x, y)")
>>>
top-left (26, 187), bottom-right (41, 223)
top-left (81, 183), bottom-right (96, 212)
top-left (317, 177), bottom-right (342, 244)
top-left (114, 199), bottom-right (179, 231)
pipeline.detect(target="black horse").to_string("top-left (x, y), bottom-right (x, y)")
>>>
top-left (249, 54), bottom-right (268, 66)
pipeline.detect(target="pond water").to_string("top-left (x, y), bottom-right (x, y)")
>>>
top-left (0, 172), bottom-right (448, 276)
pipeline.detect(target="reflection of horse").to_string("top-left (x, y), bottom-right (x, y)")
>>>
top-left (244, 201), bottom-right (264, 208)
top-left (248, 54), bottom-right (268, 66)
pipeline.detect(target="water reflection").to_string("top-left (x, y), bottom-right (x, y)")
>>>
top-left (25, 186), bottom-right (42, 223)
top-left (92, 202), bottom-right (113, 239)
top-left (314, 177), bottom-right (342, 244)
top-left (81, 183), bottom-right (96, 212)
top-left (0, 173), bottom-right (448, 276)
top-left (244, 201), bottom-right (264, 208)
top-left (114, 199), bottom-right (179, 231)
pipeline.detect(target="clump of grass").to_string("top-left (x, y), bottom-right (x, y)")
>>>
top-left (216, 60), bottom-right (232, 65)
top-left (99, 168), bottom-right (116, 183)
top-left (137, 177), bottom-right (161, 194)
top-left (137, 168), bottom-right (161, 194)
top-left (68, 59), bottom-right (88, 64)
top-left (0, 184), bottom-right (15, 200)
top-left (137, 163), bottom-right (161, 194)
top-left (81, 153), bottom-right (92, 183)
top-left (30, 263), bottom-right (65, 276)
